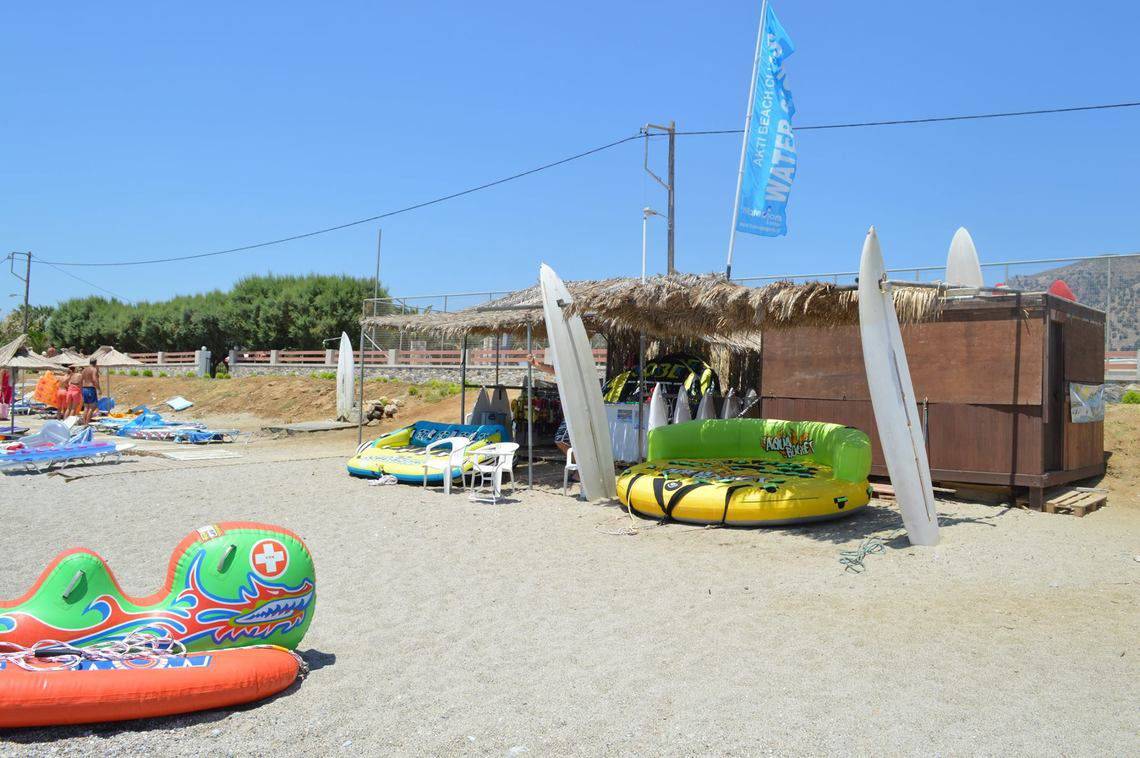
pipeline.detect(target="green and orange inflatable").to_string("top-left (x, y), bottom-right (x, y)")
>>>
top-left (0, 522), bottom-right (316, 651)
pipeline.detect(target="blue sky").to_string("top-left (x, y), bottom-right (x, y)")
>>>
top-left (2, 1), bottom-right (1138, 307)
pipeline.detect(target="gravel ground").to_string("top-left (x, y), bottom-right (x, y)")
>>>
top-left (1, 433), bottom-right (1136, 756)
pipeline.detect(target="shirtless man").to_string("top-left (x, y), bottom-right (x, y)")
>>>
top-left (80, 357), bottom-right (101, 425)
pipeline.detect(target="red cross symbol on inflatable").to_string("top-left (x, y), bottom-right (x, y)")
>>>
top-left (250, 539), bottom-right (288, 579)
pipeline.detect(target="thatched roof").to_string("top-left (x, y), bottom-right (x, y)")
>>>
top-left (361, 274), bottom-right (942, 345)
top-left (0, 335), bottom-right (62, 371)
top-left (49, 348), bottom-right (88, 366)
top-left (89, 346), bottom-right (144, 367)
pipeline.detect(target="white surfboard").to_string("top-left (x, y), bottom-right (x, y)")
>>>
top-left (336, 332), bottom-right (355, 421)
top-left (859, 227), bottom-right (940, 546)
top-left (721, 388), bottom-right (742, 419)
top-left (490, 385), bottom-right (511, 416)
top-left (466, 387), bottom-right (491, 425)
top-left (696, 388), bottom-right (718, 420)
top-left (539, 263), bottom-right (616, 501)
top-left (945, 227), bottom-right (984, 288)
top-left (645, 382), bottom-right (669, 456)
top-left (647, 384), bottom-right (669, 426)
top-left (673, 390), bottom-right (692, 424)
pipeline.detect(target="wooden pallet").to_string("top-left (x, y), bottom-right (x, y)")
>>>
top-left (869, 482), bottom-right (957, 500)
top-left (1017, 487), bottom-right (1107, 517)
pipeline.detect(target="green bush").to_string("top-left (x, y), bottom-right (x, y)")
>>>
top-left (141, 369), bottom-right (153, 377)
top-left (128, 369), bottom-right (139, 377)
top-left (312, 371), bottom-right (337, 380)
top-left (409, 378), bottom-right (461, 404)
top-left (1122, 390), bottom-right (1140, 404)
top-left (185, 371), bottom-right (197, 378)
top-left (213, 370), bottom-right (231, 380)
top-left (158, 371), bottom-right (168, 378)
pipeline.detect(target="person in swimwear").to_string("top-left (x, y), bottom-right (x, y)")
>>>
top-left (80, 357), bottom-right (101, 426)
top-left (55, 368), bottom-right (72, 419)
top-left (66, 365), bottom-right (83, 418)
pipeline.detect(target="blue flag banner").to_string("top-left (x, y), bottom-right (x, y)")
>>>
top-left (735, 4), bottom-right (796, 237)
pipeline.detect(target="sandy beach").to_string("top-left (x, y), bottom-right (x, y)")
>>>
top-left (1, 416), bottom-right (1136, 756)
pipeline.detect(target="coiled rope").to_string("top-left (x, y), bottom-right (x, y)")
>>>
top-left (0, 629), bottom-right (309, 678)
top-left (839, 538), bottom-right (886, 573)
top-left (0, 629), bottom-right (185, 672)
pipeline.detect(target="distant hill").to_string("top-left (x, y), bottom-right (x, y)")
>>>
top-left (1006, 256), bottom-right (1139, 350)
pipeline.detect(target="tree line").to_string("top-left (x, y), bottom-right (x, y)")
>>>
top-left (1, 274), bottom-right (391, 364)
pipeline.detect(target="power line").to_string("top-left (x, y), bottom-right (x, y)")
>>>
top-left (41, 133), bottom-right (645, 268)
top-left (38, 260), bottom-right (132, 302)
top-left (40, 99), bottom-right (1140, 269)
top-left (674, 100), bottom-right (1140, 136)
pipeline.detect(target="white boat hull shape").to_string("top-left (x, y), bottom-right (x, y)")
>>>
top-left (673, 391), bottom-right (692, 424)
top-left (539, 264), bottom-right (616, 501)
top-left (721, 388), bottom-right (742, 419)
top-left (644, 383), bottom-right (669, 457)
top-left (336, 332), bottom-right (355, 421)
top-left (696, 389), bottom-right (718, 420)
top-left (945, 227), bottom-right (984, 288)
top-left (466, 387), bottom-right (491, 425)
top-left (858, 228), bottom-right (940, 546)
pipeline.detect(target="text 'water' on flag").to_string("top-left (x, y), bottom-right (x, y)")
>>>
top-left (736, 4), bottom-right (796, 238)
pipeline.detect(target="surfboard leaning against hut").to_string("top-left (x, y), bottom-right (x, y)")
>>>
top-left (858, 227), bottom-right (940, 546)
top-left (539, 264), bottom-right (616, 501)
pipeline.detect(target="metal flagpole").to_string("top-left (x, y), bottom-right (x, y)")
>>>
top-left (526, 323), bottom-right (533, 489)
top-left (724, 0), bottom-right (769, 281)
top-left (356, 324), bottom-right (367, 446)
top-left (459, 333), bottom-right (468, 423)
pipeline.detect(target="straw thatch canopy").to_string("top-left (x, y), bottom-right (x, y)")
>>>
top-left (88, 346), bottom-right (144, 367)
top-left (361, 274), bottom-right (942, 346)
top-left (47, 348), bottom-right (88, 366)
top-left (0, 335), bottom-right (62, 371)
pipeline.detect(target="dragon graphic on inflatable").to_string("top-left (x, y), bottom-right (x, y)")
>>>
top-left (0, 523), bottom-right (316, 651)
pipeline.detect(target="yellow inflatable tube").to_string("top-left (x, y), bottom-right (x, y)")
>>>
top-left (618, 418), bottom-right (872, 526)
top-left (347, 420), bottom-right (507, 483)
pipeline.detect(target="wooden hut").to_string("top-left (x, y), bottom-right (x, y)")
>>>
top-left (759, 291), bottom-right (1106, 506)
top-left (363, 274), bottom-right (1107, 501)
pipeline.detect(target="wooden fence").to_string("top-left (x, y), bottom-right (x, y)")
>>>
top-left (129, 347), bottom-right (1130, 377)
top-left (220, 347), bottom-right (607, 368)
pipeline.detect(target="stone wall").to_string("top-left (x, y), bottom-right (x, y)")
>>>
top-left (230, 363), bottom-right (533, 386)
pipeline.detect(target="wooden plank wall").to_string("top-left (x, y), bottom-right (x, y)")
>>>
top-left (1056, 305), bottom-right (1107, 471)
top-left (762, 314), bottom-right (1044, 406)
top-left (761, 397), bottom-right (1044, 476)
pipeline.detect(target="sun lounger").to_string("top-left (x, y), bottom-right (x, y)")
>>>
top-left (0, 424), bottom-right (122, 474)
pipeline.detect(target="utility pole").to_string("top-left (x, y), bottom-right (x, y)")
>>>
top-left (22, 252), bottom-right (31, 333)
top-left (373, 228), bottom-right (383, 301)
top-left (643, 122), bottom-right (677, 274)
top-left (7, 251), bottom-right (31, 333)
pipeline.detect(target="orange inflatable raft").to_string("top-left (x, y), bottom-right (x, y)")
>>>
top-left (0, 643), bottom-right (303, 728)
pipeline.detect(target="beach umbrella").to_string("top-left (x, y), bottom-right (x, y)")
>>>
top-left (86, 346), bottom-right (145, 403)
top-left (0, 335), bottom-right (62, 435)
top-left (88, 346), bottom-right (144, 367)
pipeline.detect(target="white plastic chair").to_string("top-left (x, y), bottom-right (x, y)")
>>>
top-left (563, 447), bottom-right (580, 497)
top-left (422, 436), bottom-right (471, 495)
top-left (465, 442), bottom-right (520, 503)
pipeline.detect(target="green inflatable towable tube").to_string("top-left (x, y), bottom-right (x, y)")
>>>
top-left (0, 522), bottom-right (316, 651)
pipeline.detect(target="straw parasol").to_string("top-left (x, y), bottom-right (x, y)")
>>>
top-left (48, 348), bottom-right (88, 367)
top-left (0, 335), bottom-right (61, 371)
top-left (88, 346), bottom-right (144, 367)
top-left (0, 335), bottom-right (62, 434)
